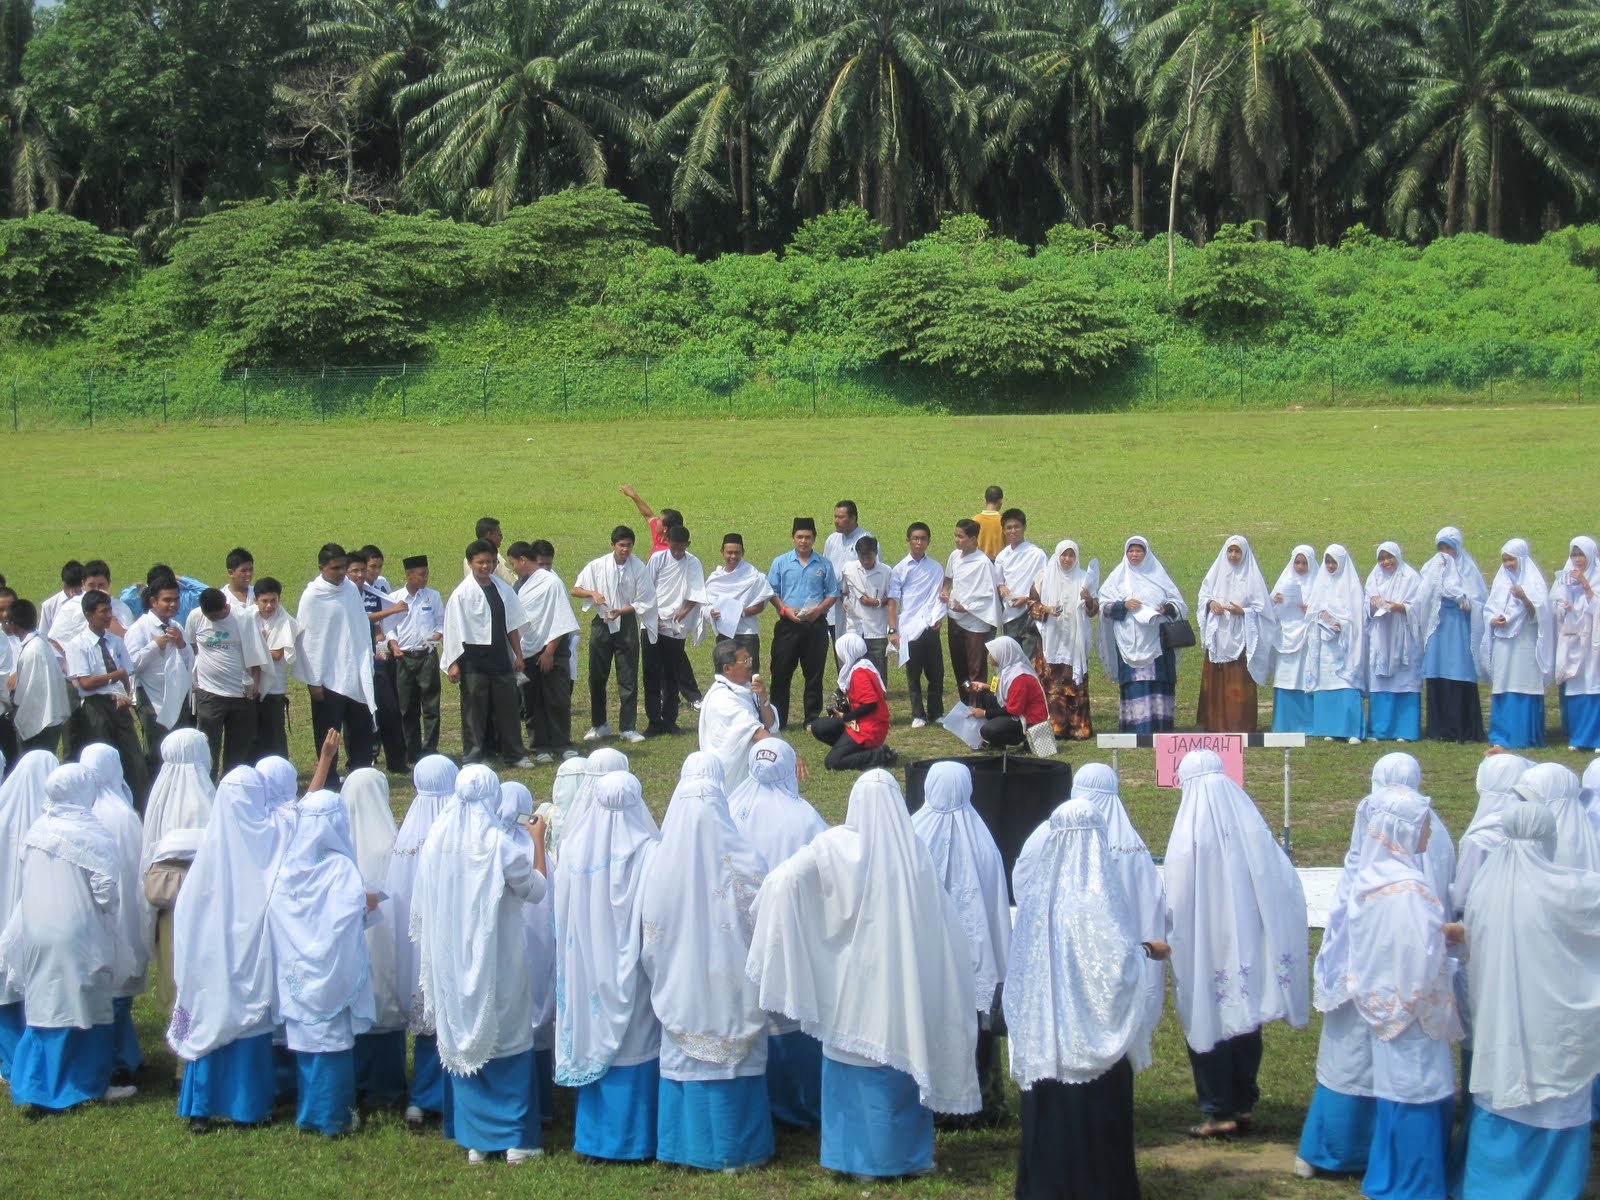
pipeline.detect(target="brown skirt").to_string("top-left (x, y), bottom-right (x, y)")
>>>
top-left (1035, 659), bottom-right (1094, 740)
top-left (1198, 654), bottom-right (1258, 732)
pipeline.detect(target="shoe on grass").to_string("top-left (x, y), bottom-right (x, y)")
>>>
top-left (619, 730), bottom-right (646, 744)
top-left (910, 717), bottom-right (927, 729)
top-left (582, 724), bottom-right (613, 741)
top-left (507, 1148), bottom-right (543, 1165)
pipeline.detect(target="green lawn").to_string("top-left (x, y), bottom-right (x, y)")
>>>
top-left (3, 408), bottom-right (1598, 1197)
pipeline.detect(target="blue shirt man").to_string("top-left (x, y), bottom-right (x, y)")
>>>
top-left (764, 517), bottom-right (839, 730)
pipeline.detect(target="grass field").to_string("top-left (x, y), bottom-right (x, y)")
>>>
top-left (3, 408), bottom-right (1599, 1197)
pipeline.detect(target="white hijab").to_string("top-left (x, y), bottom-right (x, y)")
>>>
top-left (1361, 752), bottom-right (1456, 904)
top-left (1005, 800), bottom-right (1148, 1088)
top-left (139, 728), bottom-right (214, 876)
top-left (989, 635), bottom-right (1039, 707)
top-left (911, 762), bottom-right (1011, 1015)
top-left (1198, 535), bottom-right (1277, 684)
top-left (726, 738), bottom-right (827, 870)
top-left (540, 755), bottom-right (587, 860)
top-left (1451, 753), bottom-right (1533, 913)
top-left (1478, 538), bottom-right (1554, 682)
top-left (1304, 544), bottom-right (1367, 689)
top-left (640, 755), bottom-right (768, 1068)
top-left (1467, 803), bottom-right (1600, 1109)
top-left (1270, 544), bottom-right (1317, 656)
top-left (1364, 541), bottom-right (1428, 683)
top-left (500, 781), bottom-right (556, 1041)
top-left (1515, 762), bottom-right (1600, 873)
top-left (390, 754), bottom-right (458, 1033)
top-left (1165, 750), bottom-right (1309, 1053)
top-left (342, 768), bottom-right (402, 1031)
top-left (554, 771), bottom-right (660, 1086)
top-left (1097, 536), bottom-right (1188, 674)
top-left (267, 789), bottom-right (375, 1032)
top-left (569, 747), bottom-right (629, 836)
top-left (0, 750), bottom-right (56, 1005)
top-left (1346, 786), bottom-right (1461, 1042)
top-left (1420, 526), bottom-right (1488, 650)
top-left (745, 769), bottom-right (980, 1113)
top-left (256, 755), bottom-right (300, 837)
top-left (835, 632), bottom-right (884, 692)
top-left (167, 767), bottom-right (278, 1060)
top-left (1035, 540), bottom-right (1097, 679)
top-left (82, 743), bottom-right (150, 992)
top-left (1552, 535), bottom-right (1600, 685)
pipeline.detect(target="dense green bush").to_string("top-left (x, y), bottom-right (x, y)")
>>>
top-left (0, 212), bottom-right (136, 339)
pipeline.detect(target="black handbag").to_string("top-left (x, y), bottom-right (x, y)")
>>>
top-left (1159, 617), bottom-right (1197, 651)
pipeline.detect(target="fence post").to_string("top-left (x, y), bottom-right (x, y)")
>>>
top-left (10, 377), bottom-right (17, 432)
top-left (319, 366), bottom-right (327, 422)
top-left (481, 364), bottom-right (489, 418)
top-left (161, 370), bottom-right (168, 423)
top-left (1237, 344), bottom-right (1245, 406)
top-left (1487, 343), bottom-right (1495, 404)
top-left (727, 360), bottom-right (734, 416)
top-left (401, 363), bottom-right (408, 418)
top-left (1152, 350), bottom-right (1160, 406)
top-left (561, 361), bottom-right (569, 414)
top-left (242, 367), bottom-right (249, 424)
top-left (86, 369), bottom-right (95, 428)
top-left (642, 356), bottom-right (650, 410)
top-left (811, 355), bottom-right (818, 415)
top-left (1329, 347), bottom-right (1335, 404)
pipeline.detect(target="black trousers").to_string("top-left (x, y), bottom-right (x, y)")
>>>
top-left (254, 693), bottom-right (289, 759)
top-left (394, 648), bottom-right (442, 759)
top-left (981, 714), bottom-right (1025, 747)
top-left (19, 724), bottom-right (62, 756)
top-left (902, 624), bottom-right (945, 721)
top-left (309, 687), bottom-right (375, 789)
top-left (588, 614), bottom-right (640, 733)
top-left (1186, 1028), bottom-right (1263, 1120)
top-left (713, 634), bottom-right (761, 675)
top-left (948, 621), bottom-right (994, 704)
top-left (810, 716), bottom-right (893, 770)
top-left (75, 694), bottom-right (150, 811)
top-left (1001, 610), bottom-right (1040, 662)
top-left (519, 641), bottom-right (573, 753)
top-left (193, 689), bottom-right (257, 781)
top-left (642, 634), bottom-right (699, 730)
top-left (371, 657), bottom-right (409, 773)
top-left (770, 618), bottom-right (829, 728)
top-left (460, 669), bottom-right (526, 765)
top-left (134, 686), bottom-right (189, 778)
top-left (0, 712), bottom-right (16, 774)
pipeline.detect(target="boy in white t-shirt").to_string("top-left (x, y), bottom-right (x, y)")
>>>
top-left (185, 587), bottom-right (269, 779)
top-left (249, 576), bottom-right (300, 759)
top-left (840, 536), bottom-right (892, 681)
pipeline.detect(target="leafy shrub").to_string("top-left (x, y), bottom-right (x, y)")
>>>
top-left (0, 212), bottom-right (136, 339)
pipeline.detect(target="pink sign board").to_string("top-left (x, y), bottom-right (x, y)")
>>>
top-left (1154, 733), bottom-right (1246, 788)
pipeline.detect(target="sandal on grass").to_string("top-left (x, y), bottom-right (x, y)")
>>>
top-left (1186, 1119), bottom-right (1238, 1138)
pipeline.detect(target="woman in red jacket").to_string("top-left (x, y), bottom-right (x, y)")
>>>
top-left (970, 636), bottom-right (1048, 749)
top-left (811, 634), bottom-right (896, 770)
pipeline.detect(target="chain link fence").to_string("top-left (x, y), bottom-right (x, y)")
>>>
top-left (6, 341), bottom-right (1597, 429)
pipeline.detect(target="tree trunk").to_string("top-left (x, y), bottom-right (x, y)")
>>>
top-left (1067, 79), bottom-right (1085, 220)
top-left (1445, 139), bottom-right (1462, 236)
top-left (170, 143), bottom-right (182, 223)
top-left (739, 116), bottom-right (753, 253)
top-left (1487, 118), bottom-right (1502, 239)
top-left (1090, 107), bottom-right (1104, 226)
top-left (1167, 130), bottom-right (1188, 289)
top-left (1131, 157), bottom-right (1143, 233)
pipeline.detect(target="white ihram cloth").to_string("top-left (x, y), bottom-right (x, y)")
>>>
top-left (574, 552), bottom-right (659, 641)
top-left (1270, 545), bottom-right (1318, 690)
top-left (1514, 761), bottom-right (1600, 873)
top-left (910, 761), bottom-right (1010, 1017)
top-left (139, 728), bottom-right (214, 877)
top-left (341, 768), bottom-right (404, 1032)
top-left (995, 540), bottom-right (1048, 607)
top-left (745, 769), bottom-right (981, 1113)
top-left (1005, 800), bottom-right (1148, 1088)
top-left (389, 755), bottom-right (458, 1033)
top-left (1304, 544), bottom-right (1367, 691)
top-left (1465, 802), bottom-right (1600, 1113)
top-left (697, 674), bottom-right (776, 793)
top-left (640, 757), bottom-right (768, 1080)
top-left (514, 567), bottom-right (580, 659)
top-left (1476, 538), bottom-right (1554, 691)
top-left (648, 548), bottom-right (708, 641)
top-left (441, 574), bottom-right (530, 671)
top-left (1451, 753), bottom-right (1533, 913)
top-left (726, 738), bottom-right (826, 870)
top-left (413, 765), bottom-right (543, 1075)
top-left (1033, 539), bottom-right (1097, 680)
top-left (266, 789), bottom-right (375, 1051)
top-left (498, 782), bottom-right (556, 1048)
top-left (0, 764), bottom-right (121, 1029)
top-left (944, 548), bottom-right (1003, 634)
top-left (704, 560), bottom-right (774, 640)
top-left (167, 767), bottom-right (277, 1058)
top-left (1097, 536), bottom-right (1188, 675)
top-left (1551, 535), bottom-right (1600, 691)
top-left (82, 743), bottom-right (150, 998)
top-left (554, 772), bottom-right (661, 1085)
top-left (292, 574), bottom-right (377, 716)
top-left (1357, 752), bottom-right (1456, 905)
top-left (1198, 535), bottom-right (1277, 684)
top-left (1165, 750), bottom-right (1308, 1053)
top-left (1364, 542), bottom-right (1428, 691)
top-left (1420, 526), bottom-right (1488, 657)
top-left (13, 632), bottom-right (70, 740)
top-left (0, 750), bottom-right (56, 1007)
top-left (1016, 763), bottom-right (1167, 1071)
top-left (123, 610), bottom-right (195, 729)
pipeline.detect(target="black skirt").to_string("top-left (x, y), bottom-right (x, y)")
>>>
top-left (1425, 678), bottom-right (1484, 742)
top-left (1016, 1057), bottom-right (1139, 1200)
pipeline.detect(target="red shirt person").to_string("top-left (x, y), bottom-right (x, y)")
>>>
top-left (970, 635), bottom-right (1048, 747)
top-left (810, 634), bottom-right (896, 771)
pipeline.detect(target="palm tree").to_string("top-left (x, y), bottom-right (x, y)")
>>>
top-left (756, 0), bottom-right (1023, 244)
top-left (1, 0), bottom-right (63, 216)
top-left (1371, 0), bottom-right (1600, 237)
top-left (397, 0), bottom-right (660, 219)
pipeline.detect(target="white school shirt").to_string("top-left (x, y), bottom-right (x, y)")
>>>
top-left (12, 632), bottom-right (71, 738)
top-left (888, 554), bottom-right (948, 652)
top-left (38, 590), bottom-right (74, 644)
top-left (648, 548), bottom-right (707, 640)
top-left (0, 633), bottom-right (14, 713)
top-left (385, 586), bottom-right (445, 652)
top-left (841, 560), bottom-right (892, 640)
top-left (823, 526), bottom-right (873, 628)
top-left (223, 587), bottom-right (255, 616)
top-left (944, 549), bottom-right (1003, 633)
top-left (184, 609), bottom-right (270, 697)
top-left (64, 627), bottom-right (135, 699)
top-left (254, 606), bottom-right (301, 696)
top-left (49, 596), bottom-right (134, 648)
top-left (124, 611), bottom-right (196, 729)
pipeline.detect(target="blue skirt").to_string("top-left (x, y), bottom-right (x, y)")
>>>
top-left (1563, 692), bottom-right (1600, 750)
top-left (452, 1048), bottom-right (540, 1153)
top-left (1488, 692), bottom-right (1546, 750)
top-left (1297, 1084), bottom-right (1377, 1173)
top-left (1361, 1096), bottom-right (1451, 1200)
top-left (767, 1030), bottom-right (823, 1129)
top-left (177, 1033), bottom-right (275, 1124)
top-left (111, 996), bottom-right (142, 1075)
top-left (0, 1001), bottom-right (24, 1081)
top-left (1453, 1101), bottom-right (1588, 1200)
top-left (353, 1030), bottom-right (408, 1106)
top-left (1311, 688), bottom-right (1364, 739)
top-left (410, 1032), bottom-right (445, 1113)
top-left (575, 1059), bottom-right (659, 1161)
top-left (658, 1074), bottom-right (774, 1171)
top-left (1366, 692), bottom-right (1421, 741)
top-left (295, 1049), bottom-right (356, 1136)
top-left (10, 1023), bottom-right (114, 1111)
top-left (820, 1057), bottom-right (934, 1178)
top-left (534, 1047), bottom-right (554, 1124)
top-left (1272, 689), bottom-right (1315, 734)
